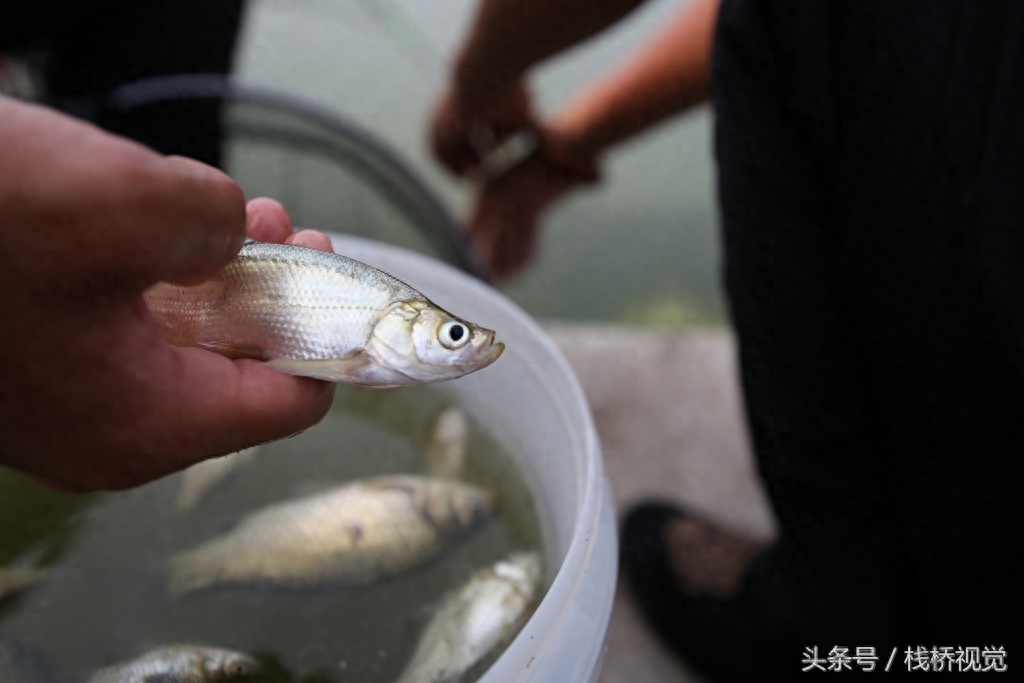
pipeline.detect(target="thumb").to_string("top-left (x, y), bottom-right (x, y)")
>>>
top-left (48, 153), bottom-right (246, 293)
top-left (149, 156), bottom-right (247, 286)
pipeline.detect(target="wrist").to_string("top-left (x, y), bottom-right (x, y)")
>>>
top-left (452, 49), bottom-right (525, 114)
top-left (550, 102), bottom-right (616, 163)
top-left (538, 125), bottom-right (602, 185)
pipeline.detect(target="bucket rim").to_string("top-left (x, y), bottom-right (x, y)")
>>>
top-left (323, 233), bottom-right (611, 681)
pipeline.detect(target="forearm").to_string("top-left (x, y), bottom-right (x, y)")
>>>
top-left (552, 0), bottom-right (719, 158)
top-left (453, 0), bottom-right (650, 109)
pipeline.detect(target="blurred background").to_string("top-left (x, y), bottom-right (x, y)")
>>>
top-left (230, 0), bottom-right (723, 329)
top-left (2, 4), bottom-right (755, 682)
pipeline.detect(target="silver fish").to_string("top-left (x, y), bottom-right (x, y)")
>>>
top-left (395, 551), bottom-right (542, 683)
top-left (175, 447), bottom-right (259, 512)
top-left (85, 645), bottom-right (257, 683)
top-left (425, 405), bottom-right (469, 479)
top-left (169, 475), bottom-right (493, 596)
top-left (143, 239), bottom-right (504, 386)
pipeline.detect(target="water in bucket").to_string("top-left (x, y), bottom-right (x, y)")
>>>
top-left (0, 384), bottom-right (544, 683)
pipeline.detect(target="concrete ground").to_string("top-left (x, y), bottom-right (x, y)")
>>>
top-left (543, 322), bottom-right (779, 683)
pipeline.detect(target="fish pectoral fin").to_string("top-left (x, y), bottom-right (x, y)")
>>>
top-left (264, 353), bottom-right (374, 382)
top-left (196, 340), bottom-right (269, 360)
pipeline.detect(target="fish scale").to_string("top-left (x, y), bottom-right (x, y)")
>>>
top-left (167, 475), bottom-right (494, 596)
top-left (394, 551), bottom-right (541, 683)
top-left (84, 645), bottom-right (257, 683)
top-left (148, 242), bottom-right (415, 360)
top-left (143, 239), bottom-right (504, 385)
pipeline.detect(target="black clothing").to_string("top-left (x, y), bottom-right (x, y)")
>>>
top-left (2, 0), bottom-right (245, 167)
top-left (713, 0), bottom-right (1024, 647)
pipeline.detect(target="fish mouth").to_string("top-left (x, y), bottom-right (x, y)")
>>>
top-left (466, 329), bottom-right (504, 372)
top-left (478, 329), bottom-right (505, 367)
top-left (485, 341), bottom-right (505, 364)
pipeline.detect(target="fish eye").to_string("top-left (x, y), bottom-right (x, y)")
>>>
top-left (439, 320), bottom-right (470, 350)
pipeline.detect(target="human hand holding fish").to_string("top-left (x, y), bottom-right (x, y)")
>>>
top-left (0, 98), bottom-right (333, 492)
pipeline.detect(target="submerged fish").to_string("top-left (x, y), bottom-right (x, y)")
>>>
top-left (425, 405), bottom-right (469, 479)
top-left (143, 239), bottom-right (504, 386)
top-left (175, 447), bottom-right (259, 512)
top-left (169, 475), bottom-right (493, 596)
top-left (395, 551), bottom-right (542, 683)
top-left (85, 645), bottom-right (257, 683)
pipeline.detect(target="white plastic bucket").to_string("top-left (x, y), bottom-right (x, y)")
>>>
top-left (327, 233), bottom-right (618, 683)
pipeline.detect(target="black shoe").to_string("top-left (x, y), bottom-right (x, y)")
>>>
top-left (621, 501), bottom-right (804, 681)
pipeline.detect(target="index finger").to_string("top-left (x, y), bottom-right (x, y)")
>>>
top-left (245, 197), bottom-right (294, 243)
top-left (151, 156), bottom-right (247, 286)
